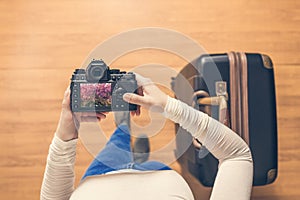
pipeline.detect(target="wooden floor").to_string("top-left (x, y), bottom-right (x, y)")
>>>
top-left (1, 0), bottom-right (300, 199)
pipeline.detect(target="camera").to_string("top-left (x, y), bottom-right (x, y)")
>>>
top-left (70, 59), bottom-right (138, 112)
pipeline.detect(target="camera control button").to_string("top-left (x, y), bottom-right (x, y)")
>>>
top-left (115, 88), bottom-right (126, 94)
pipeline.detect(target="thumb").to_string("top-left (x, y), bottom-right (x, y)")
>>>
top-left (62, 87), bottom-right (71, 110)
top-left (123, 93), bottom-right (145, 106)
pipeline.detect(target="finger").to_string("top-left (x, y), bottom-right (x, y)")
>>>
top-left (81, 112), bottom-right (106, 119)
top-left (123, 93), bottom-right (145, 106)
top-left (130, 111), bottom-right (135, 117)
top-left (137, 86), bottom-right (144, 96)
top-left (80, 116), bottom-right (99, 122)
top-left (135, 105), bottom-right (141, 116)
top-left (130, 103), bottom-right (141, 116)
top-left (81, 112), bottom-right (97, 117)
top-left (96, 113), bottom-right (106, 119)
top-left (100, 112), bottom-right (109, 115)
top-left (130, 109), bottom-right (139, 116)
top-left (62, 87), bottom-right (71, 109)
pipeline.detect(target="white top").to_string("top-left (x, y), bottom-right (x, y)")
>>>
top-left (41, 96), bottom-right (253, 200)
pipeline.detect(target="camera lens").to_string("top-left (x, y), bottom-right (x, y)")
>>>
top-left (86, 60), bottom-right (108, 82)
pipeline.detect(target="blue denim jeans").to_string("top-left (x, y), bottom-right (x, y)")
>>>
top-left (82, 125), bottom-right (171, 180)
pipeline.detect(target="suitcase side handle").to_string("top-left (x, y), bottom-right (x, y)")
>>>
top-left (196, 81), bottom-right (230, 127)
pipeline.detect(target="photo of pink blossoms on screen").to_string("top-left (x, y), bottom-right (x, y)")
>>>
top-left (80, 83), bottom-right (112, 108)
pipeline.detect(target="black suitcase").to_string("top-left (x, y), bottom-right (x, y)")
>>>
top-left (172, 52), bottom-right (278, 186)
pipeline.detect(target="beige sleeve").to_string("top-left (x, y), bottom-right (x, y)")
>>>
top-left (163, 96), bottom-right (253, 200)
top-left (40, 135), bottom-right (78, 200)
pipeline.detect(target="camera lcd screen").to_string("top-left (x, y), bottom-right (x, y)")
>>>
top-left (80, 83), bottom-right (112, 108)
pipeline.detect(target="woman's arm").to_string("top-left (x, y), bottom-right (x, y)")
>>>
top-left (123, 74), bottom-right (253, 200)
top-left (41, 88), bottom-right (106, 200)
top-left (163, 96), bottom-right (253, 200)
top-left (40, 136), bottom-right (78, 200)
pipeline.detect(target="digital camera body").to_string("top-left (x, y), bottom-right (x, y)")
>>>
top-left (70, 59), bottom-right (137, 112)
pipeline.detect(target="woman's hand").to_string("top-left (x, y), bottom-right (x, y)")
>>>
top-left (55, 87), bottom-right (106, 141)
top-left (123, 74), bottom-right (168, 113)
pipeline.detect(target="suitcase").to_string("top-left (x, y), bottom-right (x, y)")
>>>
top-left (172, 52), bottom-right (278, 186)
